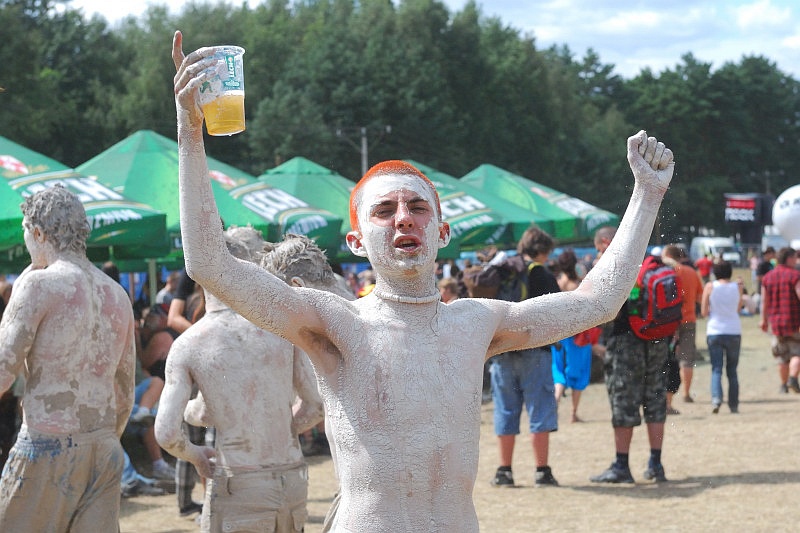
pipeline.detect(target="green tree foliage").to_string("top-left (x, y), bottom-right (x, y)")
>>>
top-left (0, 0), bottom-right (130, 165)
top-left (1, 0), bottom-right (798, 244)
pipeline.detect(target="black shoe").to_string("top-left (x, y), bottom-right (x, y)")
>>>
top-left (730, 406), bottom-right (739, 414)
top-left (121, 479), bottom-right (166, 498)
top-left (788, 377), bottom-right (800, 393)
top-left (780, 383), bottom-right (789, 394)
top-left (179, 501), bottom-right (203, 517)
top-left (534, 466), bottom-right (559, 487)
top-left (490, 469), bottom-right (515, 487)
top-left (643, 463), bottom-right (668, 482)
top-left (712, 404), bottom-right (720, 414)
top-left (590, 464), bottom-right (634, 484)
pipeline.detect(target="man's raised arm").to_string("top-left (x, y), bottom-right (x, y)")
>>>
top-left (171, 31), bottom-right (323, 343)
top-left (494, 131), bottom-right (675, 353)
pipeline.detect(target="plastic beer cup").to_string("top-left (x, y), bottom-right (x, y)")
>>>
top-left (199, 46), bottom-right (246, 136)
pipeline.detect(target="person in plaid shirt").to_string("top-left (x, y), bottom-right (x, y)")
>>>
top-left (759, 247), bottom-right (800, 393)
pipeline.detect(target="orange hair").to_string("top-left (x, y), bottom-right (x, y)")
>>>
top-left (349, 160), bottom-right (441, 231)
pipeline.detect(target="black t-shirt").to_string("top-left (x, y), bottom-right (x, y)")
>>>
top-left (514, 262), bottom-right (560, 351)
top-left (174, 270), bottom-right (196, 301)
top-left (525, 263), bottom-right (560, 300)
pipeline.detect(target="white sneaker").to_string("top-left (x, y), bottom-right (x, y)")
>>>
top-left (130, 406), bottom-right (155, 427)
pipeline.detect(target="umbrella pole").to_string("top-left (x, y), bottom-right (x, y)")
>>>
top-left (147, 259), bottom-right (158, 305)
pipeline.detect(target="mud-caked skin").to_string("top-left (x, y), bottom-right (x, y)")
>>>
top-left (0, 185), bottom-right (136, 532)
top-left (172, 29), bottom-right (674, 532)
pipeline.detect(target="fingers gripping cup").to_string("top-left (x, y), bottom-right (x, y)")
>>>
top-left (199, 46), bottom-right (246, 136)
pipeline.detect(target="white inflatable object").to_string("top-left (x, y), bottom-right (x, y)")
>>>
top-left (772, 185), bottom-right (800, 241)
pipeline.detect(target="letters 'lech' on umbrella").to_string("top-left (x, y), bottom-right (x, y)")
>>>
top-left (1, 136), bottom-right (168, 272)
top-left (404, 160), bottom-right (552, 258)
top-left (76, 130), bottom-right (343, 261)
top-left (461, 164), bottom-right (620, 244)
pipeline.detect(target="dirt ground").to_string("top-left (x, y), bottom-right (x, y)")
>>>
top-left (120, 301), bottom-right (800, 532)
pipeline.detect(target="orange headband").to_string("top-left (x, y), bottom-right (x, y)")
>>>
top-left (349, 160), bottom-right (442, 232)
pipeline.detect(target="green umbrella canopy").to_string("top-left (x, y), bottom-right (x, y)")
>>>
top-left (0, 136), bottom-right (169, 269)
top-left (461, 164), bottom-right (620, 244)
top-left (77, 130), bottom-right (343, 256)
top-left (0, 136), bottom-right (71, 252)
top-left (258, 156), bottom-right (357, 262)
top-left (405, 160), bottom-right (551, 257)
top-left (7, 170), bottom-right (169, 263)
top-left (0, 136), bottom-right (70, 178)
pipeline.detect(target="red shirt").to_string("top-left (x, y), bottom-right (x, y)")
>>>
top-left (762, 265), bottom-right (800, 336)
top-left (694, 256), bottom-right (713, 277)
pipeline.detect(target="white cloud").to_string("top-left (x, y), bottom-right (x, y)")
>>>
top-left (735, 0), bottom-right (792, 31)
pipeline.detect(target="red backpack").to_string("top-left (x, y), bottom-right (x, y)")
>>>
top-left (627, 256), bottom-right (683, 340)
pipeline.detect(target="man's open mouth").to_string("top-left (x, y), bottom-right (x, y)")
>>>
top-left (394, 236), bottom-right (421, 251)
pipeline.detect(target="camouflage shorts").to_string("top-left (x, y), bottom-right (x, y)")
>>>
top-left (771, 332), bottom-right (800, 362)
top-left (604, 332), bottom-right (668, 427)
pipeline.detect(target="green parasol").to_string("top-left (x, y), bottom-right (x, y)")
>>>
top-left (77, 131), bottom-right (343, 259)
top-left (461, 164), bottom-right (620, 244)
top-left (0, 136), bottom-right (170, 272)
top-left (258, 156), bottom-right (358, 262)
top-left (0, 136), bottom-right (71, 253)
top-left (405, 160), bottom-right (549, 257)
top-left (7, 170), bottom-right (169, 263)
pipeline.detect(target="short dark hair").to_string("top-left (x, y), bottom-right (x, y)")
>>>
top-left (712, 261), bottom-right (732, 280)
top-left (777, 247), bottom-right (796, 265)
top-left (517, 226), bottom-right (554, 258)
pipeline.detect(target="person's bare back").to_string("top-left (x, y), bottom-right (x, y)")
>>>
top-left (1, 261), bottom-right (135, 435)
top-left (0, 185), bottom-right (135, 531)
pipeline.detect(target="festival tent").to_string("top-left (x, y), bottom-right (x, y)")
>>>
top-left (257, 157), bottom-right (357, 261)
top-left (77, 130), bottom-right (344, 259)
top-left (461, 164), bottom-right (620, 244)
top-left (404, 160), bottom-right (548, 257)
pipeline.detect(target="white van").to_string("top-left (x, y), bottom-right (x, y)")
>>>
top-left (689, 237), bottom-right (742, 265)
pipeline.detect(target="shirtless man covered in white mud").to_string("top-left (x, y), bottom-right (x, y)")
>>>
top-left (172, 31), bottom-right (675, 532)
top-left (0, 185), bottom-right (135, 532)
top-left (156, 228), bottom-right (350, 533)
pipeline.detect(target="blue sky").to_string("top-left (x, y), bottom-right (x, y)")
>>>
top-left (68, 0), bottom-right (800, 79)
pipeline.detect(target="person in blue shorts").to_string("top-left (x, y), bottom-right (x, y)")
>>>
top-left (490, 227), bottom-right (560, 488)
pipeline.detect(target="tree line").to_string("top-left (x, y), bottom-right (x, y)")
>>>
top-left (2, 0), bottom-right (798, 243)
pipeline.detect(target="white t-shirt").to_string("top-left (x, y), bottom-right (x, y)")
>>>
top-left (706, 280), bottom-right (741, 336)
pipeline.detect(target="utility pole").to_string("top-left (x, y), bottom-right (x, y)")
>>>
top-left (336, 125), bottom-right (391, 176)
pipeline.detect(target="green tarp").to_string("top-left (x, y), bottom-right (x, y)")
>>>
top-left (461, 164), bottom-right (620, 244)
top-left (77, 131), bottom-right (344, 260)
top-left (259, 157), bottom-right (549, 260)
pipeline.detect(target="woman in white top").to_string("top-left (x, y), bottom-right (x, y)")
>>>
top-left (700, 261), bottom-right (743, 413)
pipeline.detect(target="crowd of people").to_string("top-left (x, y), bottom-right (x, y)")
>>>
top-left (0, 31), bottom-right (798, 533)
